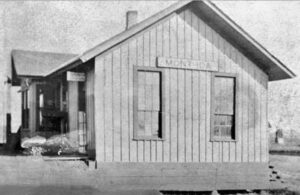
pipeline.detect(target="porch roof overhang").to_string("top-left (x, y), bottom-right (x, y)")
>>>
top-left (11, 49), bottom-right (77, 81)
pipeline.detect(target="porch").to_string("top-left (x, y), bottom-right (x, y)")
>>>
top-left (11, 49), bottom-right (95, 158)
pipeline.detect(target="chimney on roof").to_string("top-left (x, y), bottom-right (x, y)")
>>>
top-left (126, 11), bottom-right (138, 30)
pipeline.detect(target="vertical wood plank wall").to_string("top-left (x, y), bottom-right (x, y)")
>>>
top-left (94, 7), bottom-right (269, 163)
top-left (86, 68), bottom-right (95, 156)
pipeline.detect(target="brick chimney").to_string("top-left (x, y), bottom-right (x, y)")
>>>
top-left (126, 11), bottom-right (138, 30)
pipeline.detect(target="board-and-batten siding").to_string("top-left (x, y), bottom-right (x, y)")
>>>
top-left (94, 7), bottom-right (268, 163)
top-left (86, 68), bottom-right (96, 157)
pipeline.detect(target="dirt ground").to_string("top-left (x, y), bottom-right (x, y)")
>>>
top-left (0, 152), bottom-right (298, 194)
top-left (270, 154), bottom-right (300, 194)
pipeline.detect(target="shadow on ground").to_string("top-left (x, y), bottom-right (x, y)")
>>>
top-left (0, 185), bottom-right (161, 195)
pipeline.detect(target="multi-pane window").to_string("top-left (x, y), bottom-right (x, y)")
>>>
top-left (211, 73), bottom-right (237, 141)
top-left (133, 67), bottom-right (164, 140)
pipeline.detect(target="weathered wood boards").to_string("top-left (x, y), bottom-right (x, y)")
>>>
top-left (94, 6), bottom-right (268, 164)
top-left (86, 68), bottom-right (95, 157)
top-left (95, 162), bottom-right (270, 191)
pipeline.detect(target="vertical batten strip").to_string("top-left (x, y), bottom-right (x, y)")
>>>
top-left (249, 58), bottom-right (255, 162)
top-left (242, 56), bottom-right (249, 162)
top-left (155, 25), bottom-right (164, 162)
top-left (127, 42), bottom-right (131, 162)
top-left (240, 55), bottom-right (245, 162)
top-left (169, 14), bottom-right (178, 162)
top-left (229, 47), bottom-right (237, 162)
top-left (198, 19), bottom-right (206, 162)
top-left (258, 67), bottom-right (263, 163)
top-left (112, 49), bottom-right (121, 162)
top-left (212, 29), bottom-right (220, 163)
top-left (143, 31), bottom-right (151, 162)
top-left (231, 46), bottom-right (241, 162)
top-left (254, 66), bottom-right (260, 162)
top-left (205, 24), bottom-right (213, 163)
top-left (259, 70), bottom-right (263, 162)
top-left (237, 50), bottom-right (243, 162)
top-left (161, 20), bottom-right (170, 162)
top-left (136, 35), bottom-right (144, 162)
top-left (95, 57), bottom-right (105, 162)
top-left (261, 73), bottom-right (268, 162)
top-left (104, 53), bottom-right (113, 162)
top-left (185, 9), bottom-right (193, 162)
top-left (190, 11), bottom-right (200, 162)
top-left (177, 10), bottom-right (185, 162)
top-left (121, 44), bottom-right (129, 162)
top-left (150, 27), bottom-right (157, 162)
top-left (219, 36), bottom-right (226, 162)
top-left (192, 70), bottom-right (199, 162)
top-left (129, 39), bottom-right (138, 162)
top-left (206, 71), bottom-right (212, 162)
top-left (119, 49), bottom-right (123, 161)
top-left (111, 53), bottom-right (115, 162)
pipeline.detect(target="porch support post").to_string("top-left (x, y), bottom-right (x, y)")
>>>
top-left (68, 81), bottom-right (79, 148)
top-left (28, 82), bottom-right (37, 134)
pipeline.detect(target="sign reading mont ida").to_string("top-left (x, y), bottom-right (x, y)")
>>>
top-left (157, 57), bottom-right (218, 71)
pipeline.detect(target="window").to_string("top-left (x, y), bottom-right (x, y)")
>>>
top-left (133, 66), bottom-right (164, 140)
top-left (211, 73), bottom-right (237, 141)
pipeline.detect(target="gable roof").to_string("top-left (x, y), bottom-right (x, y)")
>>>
top-left (46, 0), bottom-right (296, 81)
top-left (12, 49), bottom-right (77, 78)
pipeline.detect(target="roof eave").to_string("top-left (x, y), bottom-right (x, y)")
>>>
top-left (46, 57), bottom-right (83, 78)
top-left (198, 0), bottom-right (296, 81)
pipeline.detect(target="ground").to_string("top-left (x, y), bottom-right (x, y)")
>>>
top-left (0, 154), bottom-right (298, 195)
top-left (270, 155), bottom-right (300, 194)
top-left (0, 144), bottom-right (299, 194)
top-left (268, 136), bottom-right (300, 195)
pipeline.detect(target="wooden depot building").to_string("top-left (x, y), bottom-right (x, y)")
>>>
top-left (11, 0), bottom-right (296, 193)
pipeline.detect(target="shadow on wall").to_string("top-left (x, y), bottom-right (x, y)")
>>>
top-left (0, 185), bottom-right (162, 195)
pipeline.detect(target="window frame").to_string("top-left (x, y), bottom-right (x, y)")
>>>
top-left (133, 66), bottom-right (165, 141)
top-left (210, 72), bottom-right (238, 142)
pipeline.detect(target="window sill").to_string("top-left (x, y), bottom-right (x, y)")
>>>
top-left (210, 138), bottom-right (237, 142)
top-left (133, 137), bottom-right (165, 141)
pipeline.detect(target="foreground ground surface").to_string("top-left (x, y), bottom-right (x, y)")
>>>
top-left (270, 155), bottom-right (300, 194)
top-left (0, 154), bottom-right (298, 194)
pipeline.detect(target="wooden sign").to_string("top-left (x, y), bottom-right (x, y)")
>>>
top-left (157, 57), bottom-right (218, 71)
top-left (67, 71), bottom-right (86, 82)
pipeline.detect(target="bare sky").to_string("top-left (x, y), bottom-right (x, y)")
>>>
top-left (215, 1), bottom-right (300, 75)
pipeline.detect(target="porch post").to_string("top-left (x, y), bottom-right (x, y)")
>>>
top-left (28, 82), bottom-right (37, 134)
top-left (68, 81), bottom-right (79, 148)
